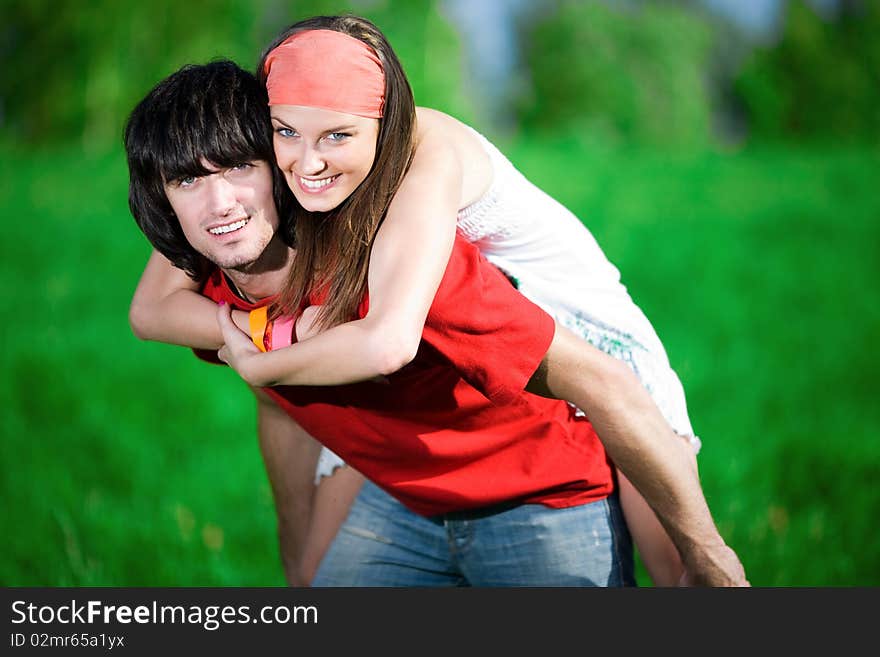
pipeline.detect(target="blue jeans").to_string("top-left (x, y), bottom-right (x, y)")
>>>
top-left (312, 481), bottom-right (635, 587)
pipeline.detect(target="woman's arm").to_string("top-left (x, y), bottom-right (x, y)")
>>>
top-left (130, 250), bottom-right (247, 350)
top-left (217, 129), bottom-right (464, 387)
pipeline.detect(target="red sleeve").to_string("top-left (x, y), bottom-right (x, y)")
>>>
top-left (421, 235), bottom-right (555, 404)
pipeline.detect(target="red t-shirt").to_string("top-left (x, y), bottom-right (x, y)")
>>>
top-left (197, 235), bottom-right (614, 516)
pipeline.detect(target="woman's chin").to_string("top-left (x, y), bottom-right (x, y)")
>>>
top-left (294, 192), bottom-right (343, 213)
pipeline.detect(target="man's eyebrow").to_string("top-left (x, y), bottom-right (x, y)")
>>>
top-left (163, 164), bottom-right (218, 183)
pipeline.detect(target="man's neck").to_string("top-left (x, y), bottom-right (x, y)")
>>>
top-left (223, 237), bottom-right (294, 303)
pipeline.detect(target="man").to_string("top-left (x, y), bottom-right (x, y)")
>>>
top-left (126, 60), bottom-right (746, 586)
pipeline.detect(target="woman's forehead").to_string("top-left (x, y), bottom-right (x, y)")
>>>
top-left (270, 104), bottom-right (378, 130)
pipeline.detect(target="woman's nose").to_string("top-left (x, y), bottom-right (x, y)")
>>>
top-left (299, 144), bottom-right (327, 176)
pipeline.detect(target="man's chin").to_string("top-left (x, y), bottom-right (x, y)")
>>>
top-left (208, 250), bottom-right (262, 272)
top-left (219, 258), bottom-right (262, 273)
top-left (201, 233), bottom-right (279, 273)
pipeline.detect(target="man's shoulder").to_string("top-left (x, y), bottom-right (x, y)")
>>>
top-left (199, 268), bottom-right (225, 298)
top-left (428, 235), bottom-right (530, 321)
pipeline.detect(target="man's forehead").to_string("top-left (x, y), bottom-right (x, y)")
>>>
top-left (162, 158), bottom-right (242, 184)
top-left (197, 158), bottom-right (222, 174)
top-left (192, 157), bottom-right (270, 172)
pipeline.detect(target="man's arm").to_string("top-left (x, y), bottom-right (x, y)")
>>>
top-left (252, 387), bottom-right (322, 586)
top-left (130, 250), bottom-right (249, 349)
top-left (528, 324), bottom-right (748, 587)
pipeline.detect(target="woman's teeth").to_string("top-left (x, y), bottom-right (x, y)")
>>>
top-left (300, 175), bottom-right (339, 190)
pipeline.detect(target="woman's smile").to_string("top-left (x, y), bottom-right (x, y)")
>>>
top-left (297, 173), bottom-right (342, 193)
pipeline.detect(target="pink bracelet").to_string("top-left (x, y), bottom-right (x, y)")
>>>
top-left (269, 315), bottom-right (296, 350)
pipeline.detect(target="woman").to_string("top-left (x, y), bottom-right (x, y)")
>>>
top-left (135, 15), bottom-right (699, 585)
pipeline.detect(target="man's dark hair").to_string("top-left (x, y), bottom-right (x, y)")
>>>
top-left (124, 59), bottom-right (294, 281)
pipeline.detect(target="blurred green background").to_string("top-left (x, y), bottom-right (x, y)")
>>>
top-left (2, 0), bottom-right (878, 586)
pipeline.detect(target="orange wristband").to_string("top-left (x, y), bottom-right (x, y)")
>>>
top-left (248, 307), bottom-right (269, 353)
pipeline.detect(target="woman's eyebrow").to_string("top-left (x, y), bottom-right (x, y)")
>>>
top-left (270, 116), bottom-right (358, 134)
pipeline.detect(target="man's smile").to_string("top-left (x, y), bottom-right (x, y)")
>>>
top-left (208, 217), bottom-right (250, 235)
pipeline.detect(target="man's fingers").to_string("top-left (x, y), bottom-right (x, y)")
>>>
top-left (216, 301), bottom-right (234, 334)
top-left (217, 301), bottom-right (251, 345)
top-left (216, 303), bottom-right (241, 364)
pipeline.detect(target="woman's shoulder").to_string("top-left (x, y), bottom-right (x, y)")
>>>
top-left (415, 105), bottom-right (457, 128)
top-left (415, 107), bottom-right (480, 145)
top-left (414, 107), bottom-right (492, 203)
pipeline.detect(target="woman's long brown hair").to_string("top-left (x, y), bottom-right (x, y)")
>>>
top-left (257, 15), bottom-right (416, 329)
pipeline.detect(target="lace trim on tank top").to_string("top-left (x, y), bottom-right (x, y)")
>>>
top-left (455, 133), bottom-right (519, 241)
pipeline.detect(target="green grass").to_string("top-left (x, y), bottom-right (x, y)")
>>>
top-left (0, 144), bottom-right (282, 585)
top-left (508, 138), bottom-right (880, 585)
top-left (2, 138), bottom-right (878, 586)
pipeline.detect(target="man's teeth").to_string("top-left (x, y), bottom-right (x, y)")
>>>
top-left (300, 175), bottom-right (338, 189)
top-left (209, 219), bottom-right (248, 235)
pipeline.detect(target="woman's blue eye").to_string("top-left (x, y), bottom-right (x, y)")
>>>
top-left (276, 127), bottom-right (296, 138)
top-left (327, 132), bottom-right (349, 141)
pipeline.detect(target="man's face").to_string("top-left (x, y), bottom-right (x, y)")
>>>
top-left (164, 160), bottom-right (279, 270)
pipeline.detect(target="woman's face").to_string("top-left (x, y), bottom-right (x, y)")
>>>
top-left (271, 105), bottom-right (380, 213)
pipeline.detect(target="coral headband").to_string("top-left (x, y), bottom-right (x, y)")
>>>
top-left (264, 29), bottom-right (385, 118)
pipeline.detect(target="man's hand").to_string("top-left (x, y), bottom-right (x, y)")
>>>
top-left (295, 305), bottom-right (323, 342)
top-left (217, 302), bottom-right (266, 385)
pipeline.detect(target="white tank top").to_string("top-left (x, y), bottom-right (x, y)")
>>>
top-left (455, 129), bottom-right (670, 364)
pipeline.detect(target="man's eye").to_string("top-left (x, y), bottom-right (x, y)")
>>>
top-left (178, 175), bottom-right (197, 187)
top-left (231, 163), bottom-right (252, 172)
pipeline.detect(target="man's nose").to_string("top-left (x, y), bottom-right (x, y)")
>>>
top-left (206, 175), bottom-right (237, 216)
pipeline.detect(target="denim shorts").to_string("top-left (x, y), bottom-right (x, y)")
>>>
top-left (312, 480), bottom-right (635, 587)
